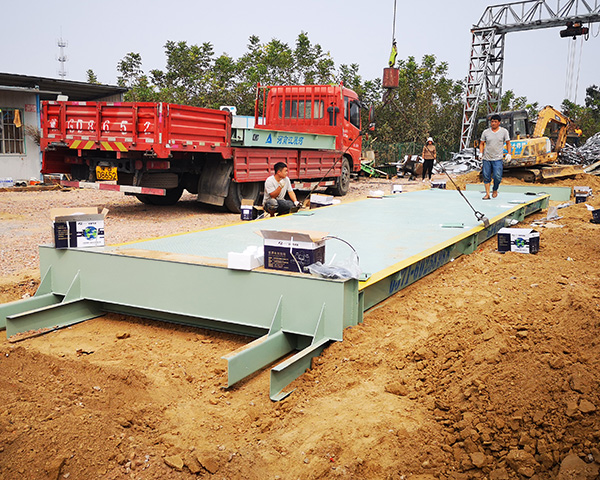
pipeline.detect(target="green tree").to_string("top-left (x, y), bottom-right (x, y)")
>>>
top-left (561, 86), bottom-right (600, 139)
top-left (373, 55), bottom-right (464, 156)
top-left (150, 41), bottom-right (216, 106)
top-left (500, 90), bottom-right (528, 111)
top-left (117, 53), bottom-right (156, 102)
top-left (86, 69), bottom-right (99, 84)
top-left (292, 32), bottom-right (335, 85)
top-left (584, 85), bottom-right (600, 120)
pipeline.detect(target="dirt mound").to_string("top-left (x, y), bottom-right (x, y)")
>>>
top-left (449, 170), bottom-right (600, 193)
top-left (1, 175), bottom-right (600, 479)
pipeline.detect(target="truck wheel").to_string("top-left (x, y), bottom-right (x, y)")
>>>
top-left (330, 158), bottom-right (351, 196)
top-left (135, 194), bottom-right (155, 205)
top-left (135, 185), bottom-right (184, 206)
top-left (224, 181), bottom-right (262, 213)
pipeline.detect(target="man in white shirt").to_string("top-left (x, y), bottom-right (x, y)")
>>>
top-left (479, 114), bottom-right (512, 200)
top-left (263, 162), bottom-right (301, 215)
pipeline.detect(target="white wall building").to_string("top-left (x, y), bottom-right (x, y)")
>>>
top-left (0, 73), bottom-right (126, 181)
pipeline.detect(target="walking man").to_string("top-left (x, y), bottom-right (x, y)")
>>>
top-left (479, 114), bottom-right (512, 200)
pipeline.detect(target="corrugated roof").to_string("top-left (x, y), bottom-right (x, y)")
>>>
top-left (0, 72), bottom-right (127, 101)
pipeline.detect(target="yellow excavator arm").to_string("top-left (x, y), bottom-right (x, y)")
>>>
top-left (532, 106), bottom-right (572, 152)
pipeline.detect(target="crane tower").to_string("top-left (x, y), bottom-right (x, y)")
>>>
top-left (460, 0), bottom-right (600, 150)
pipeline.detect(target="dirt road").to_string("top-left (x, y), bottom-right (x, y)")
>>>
top-left (1, 174), bottom-right (600, 479)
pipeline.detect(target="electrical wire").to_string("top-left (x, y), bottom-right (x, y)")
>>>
top-left (322, 235), bottom-right (360, 265)
top-left (289, 236), bottom-right (303, 273)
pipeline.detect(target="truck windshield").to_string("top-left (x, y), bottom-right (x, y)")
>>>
top-left (279, 100), bottom-right (324, 119)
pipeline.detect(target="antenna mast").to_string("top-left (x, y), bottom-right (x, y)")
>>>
top-left (57, 32), bottom-right (68, 79)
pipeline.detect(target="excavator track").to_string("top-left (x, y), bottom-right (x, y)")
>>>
top-left (506, 164), bottom-right (584, 182)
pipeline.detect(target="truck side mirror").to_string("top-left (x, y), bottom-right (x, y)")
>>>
top-left (368, 104), bottom-right (375, 131)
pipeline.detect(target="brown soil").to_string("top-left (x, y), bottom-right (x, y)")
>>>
top-left (1, 174), bottom-right (600, 480)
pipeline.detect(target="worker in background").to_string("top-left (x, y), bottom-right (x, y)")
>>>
top-left (263, 162), bottom-right (301, 215)
top-left (479, 114), bottom-right (511, 200)
top-left (575, 127), bottom-right (582, 147)
top-left (421, 137), bottom-right (436, 183)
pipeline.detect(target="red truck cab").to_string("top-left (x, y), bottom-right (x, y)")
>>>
top-left (256, 84), bottom-right (362, 172)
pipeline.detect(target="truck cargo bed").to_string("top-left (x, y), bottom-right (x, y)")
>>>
top-left (41, 101), bottom-right (231, 158)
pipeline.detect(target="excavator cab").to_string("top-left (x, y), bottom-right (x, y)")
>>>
top-left (490, 110), bottom-right (532, 140)
top-left (474, 110), bottom-right (531, 145)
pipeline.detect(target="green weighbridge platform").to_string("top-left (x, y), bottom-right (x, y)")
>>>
top-left (0, 190), bottom-right (548, 400)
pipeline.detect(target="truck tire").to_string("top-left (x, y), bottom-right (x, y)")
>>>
top-left (330, 157), bottom-right (351, 196)
top-left (224, 181), bottom-right (262, 214)
top-left (135, 185), bottom-right (184, 206)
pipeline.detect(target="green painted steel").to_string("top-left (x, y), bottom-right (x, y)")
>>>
top-left (270, 338), bottom-right (331, 401)
top-left (465, 183), bottom-right (572, 201)
top-left (231, 128), bottom-right (336, 150)
top-left (224, 331), bottom-right (297, 386)
top-left (359, 194), bottom-right (548, 310)
top-left (6, 299), bottom-right (103, 339)
top-left (0, 189), bottom-right (548, 399)
top-left (0, 293), bottom-right (62, 331)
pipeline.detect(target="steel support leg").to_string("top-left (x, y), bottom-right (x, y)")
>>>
top-left (5, 270), bottom-right (103, 341)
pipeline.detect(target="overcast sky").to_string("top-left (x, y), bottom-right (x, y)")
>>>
top-left (2, 0), bottom-right (599, 109)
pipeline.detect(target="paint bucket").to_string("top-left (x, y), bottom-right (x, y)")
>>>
top-left (591, 209), bottom-right (600, 224)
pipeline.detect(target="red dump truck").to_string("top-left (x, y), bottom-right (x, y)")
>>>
top-left (40, 84), bottom-right (363, 212)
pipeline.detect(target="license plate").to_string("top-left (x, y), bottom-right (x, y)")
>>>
top-left (96, 166), bottom-right (118, 181)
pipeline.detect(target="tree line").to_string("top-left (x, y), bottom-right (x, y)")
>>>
top-left (87, 32), bottom-right (600, 161)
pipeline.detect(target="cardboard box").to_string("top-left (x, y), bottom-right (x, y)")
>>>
top-left (310, 193), bottom-right (333, 209)
top-left (51, 207), bottom-right (108, 249)
top-left (497, 227), bottom-right (540, 254)
top-left (240, 199), bottom-right (262, 221)
top-left (259, 230), bottom-right (327, 273)
top-left (574, 186), bottom-right (592, 203)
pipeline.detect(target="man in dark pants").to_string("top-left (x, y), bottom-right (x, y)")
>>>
top-left (263, 162), bottom-right (301, 215)
top-left (479, 114), bottom-right (512, 200)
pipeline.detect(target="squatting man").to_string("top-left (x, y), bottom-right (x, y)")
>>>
top-left (263, 162), bottom-right (301, 215)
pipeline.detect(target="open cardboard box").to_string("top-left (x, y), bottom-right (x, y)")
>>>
top-left (51, 207), bottom-right (108, 249)
top-left (240, 199), bottom-right (263, 220)
top-left (258, 230), bottom-right (328, 273)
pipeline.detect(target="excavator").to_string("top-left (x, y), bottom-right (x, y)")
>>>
top-left (477, 106), bottom-right (584, 181)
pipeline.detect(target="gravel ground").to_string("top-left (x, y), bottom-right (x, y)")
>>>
top-left (0, 175), bottom-right (435, 278)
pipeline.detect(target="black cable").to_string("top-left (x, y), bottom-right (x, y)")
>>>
top-left (381, 94), bottom-right (489, 225)
top-left (301, 131), bottom-right (363, 206)
top-left (433, 157), bottom-right (488, 223)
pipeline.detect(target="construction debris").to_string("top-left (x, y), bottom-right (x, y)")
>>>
top-left (444, 148), bottom-right (481, 174)
top-left (559, 132), bottom-right (600, 173)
